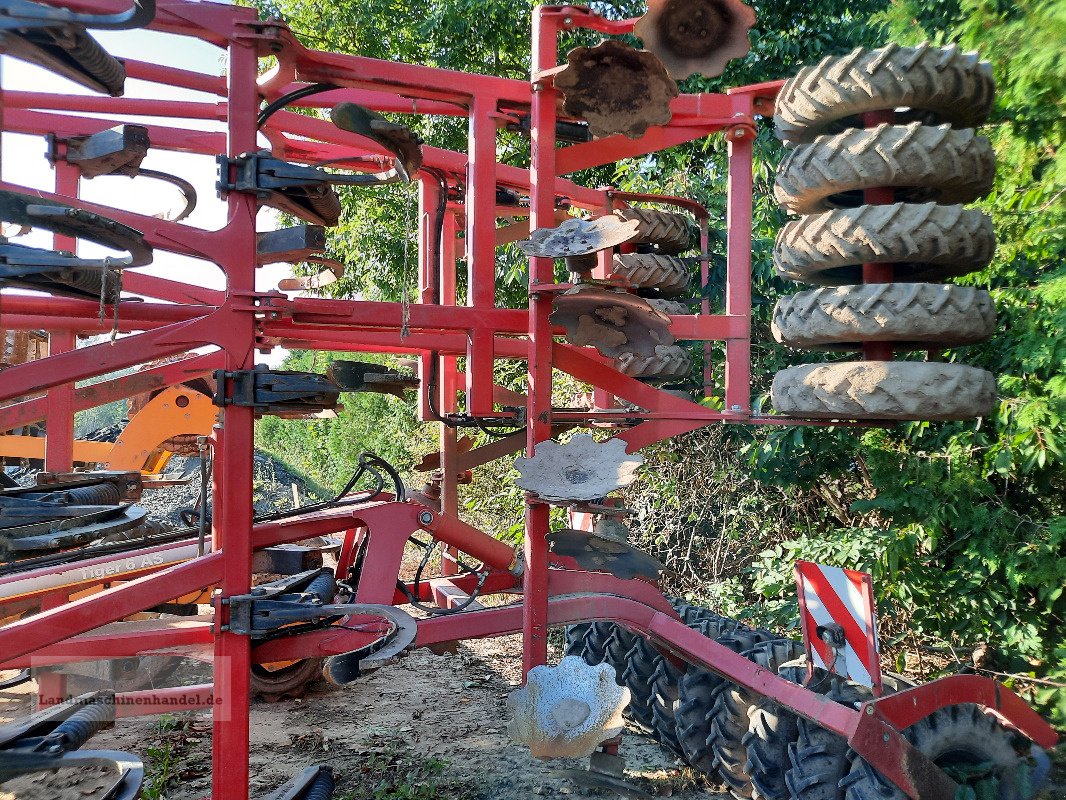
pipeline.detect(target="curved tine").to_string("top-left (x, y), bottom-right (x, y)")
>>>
top-left (132, 168), bottom-right (198, 222)
top-left (74, 0), bottom-right (156, 31)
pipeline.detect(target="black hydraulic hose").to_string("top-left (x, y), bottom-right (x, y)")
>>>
top-left (257, 83), bottom-right (338, 129)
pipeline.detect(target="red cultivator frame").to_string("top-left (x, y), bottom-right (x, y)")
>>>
top-left (0, 2), bottom-right (1057, 799)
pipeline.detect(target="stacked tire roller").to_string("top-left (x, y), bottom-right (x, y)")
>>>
top-left (770, 43), bottom-right (999, 422)
top-left (567, 44), bottom-right (1039, 800)
top-left (609, 209), bottom-right (698, 384)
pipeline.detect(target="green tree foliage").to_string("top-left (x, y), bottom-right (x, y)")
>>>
top-left (253, 0), bottom-right (1065, 723)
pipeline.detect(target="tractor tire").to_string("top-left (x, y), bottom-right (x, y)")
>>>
top-left (614, 209), bottom-right (694, 255)
top-left (622, 638), bottom-right (682, 745)
top-left (250, 659), bottom-right (324, 702)
top-left (786, 681), bottom-right (873, 800)
top-left (647, 298), bottom-right (692, 317)
top-left (617, 345), bottom-right (692, 382)
top-left (771, 283), bottom-right (996, 350)
top-left (773, 203), bottom-right (996, 286)
top-left (745, 664), bottom-right (811, 800)
top-left (709, 639), bottom-right (806, 799)
top-left (772, 361), bottom-right (995, 421)
top-left (675, 629), bottom-right (777, 781)
top-left (842, 704), bottom-right (1039, 800)
top-left (612, 253), bottom-right (692, 296)
top-left (775, 43), bottom-right (995, 147)
top-left (774, 124), bottom-right (995, 215)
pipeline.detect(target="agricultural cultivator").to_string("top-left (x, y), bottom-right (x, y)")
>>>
top-left (0, 0), bottom-right (1057, 798)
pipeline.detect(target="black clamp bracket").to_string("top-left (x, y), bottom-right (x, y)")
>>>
top-left (212, 365), bottom-right (341, 416)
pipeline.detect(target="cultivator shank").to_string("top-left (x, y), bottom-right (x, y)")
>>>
top-left (0, 2), bottom-right (1056, 799)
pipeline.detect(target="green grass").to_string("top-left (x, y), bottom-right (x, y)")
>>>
top-left (337, 735), bottom-right (479, 800)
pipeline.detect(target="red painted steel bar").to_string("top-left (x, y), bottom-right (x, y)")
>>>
top-left (522, 5), bottom-right (562, 676)
top-left (209, 26), bottom-right (259, 799)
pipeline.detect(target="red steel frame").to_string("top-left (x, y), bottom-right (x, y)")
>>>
top-left (0, 3), bottom-right (1056, 799)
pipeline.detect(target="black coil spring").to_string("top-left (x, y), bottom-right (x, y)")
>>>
top-left (64, 28), bottom-right (126, 96)
top-left (52, 700), bottom-right (114, 751)
top-left (304, 571), bottom-right (337, 603)
top-left (56, 268), bottom-right (121, 303)
top-left (31, 481), bottom-right (122, 506)
top-left (304, 768), bottom-right (336, 800)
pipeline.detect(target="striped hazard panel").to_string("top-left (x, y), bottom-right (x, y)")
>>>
top-left (795, 560), bottom-right (882, 694)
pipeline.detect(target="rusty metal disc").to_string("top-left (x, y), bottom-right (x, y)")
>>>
top-left (551, 285), bottom-right (674, 359)
top-left (518, 216), bottom-right (641, 258)
top-left (554, 39), bottom-right (678, 139)
top-left (548, 528), bottom-right (663, 582)
top-left (633, 0), bottom-right (756, 80)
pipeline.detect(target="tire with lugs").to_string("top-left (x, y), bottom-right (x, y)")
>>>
top-left (773, 203), bottom-right (996, 286)
top-left (774, 123), bottom-right (995, 215)
top-left (775, 43), bottom-right (995, 147)
top-left (771, 283), bottom-right (996, 349)
top-left (772, 361), bottom-right (995, 420)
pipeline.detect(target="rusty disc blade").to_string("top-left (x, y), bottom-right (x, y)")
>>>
top-left (634, 0), bottom-right (756, 80)
top-left (554, 39), bottom-right (678, 139)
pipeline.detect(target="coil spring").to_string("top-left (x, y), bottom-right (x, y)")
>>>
top-left (63, 28), bottom-right (126, 96)
top-left (305, 768), bottom-right (336, 800)
top-left (51, 700), bottom-right (115, 751)
top-left (56, 268), bottom-right (121, 303)
top-left (303, 186), bottom-right (342, 227)
top-left (33, 481), bottom-right (122, 506)
top-left (304, 570), bottom-right (337, 603)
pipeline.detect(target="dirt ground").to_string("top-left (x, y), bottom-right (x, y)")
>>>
top-left (0, 633), bottom-right (724, 800)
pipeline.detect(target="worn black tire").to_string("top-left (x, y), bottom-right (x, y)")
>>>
top-left (775, 124), bottom-right (995, 215)
top-left (774, 203), bottom-right (996, 286)
top-left (771, 283), bottom-right (996, 350)
top-left (675, 629), bottom-right (777, 780)
top-left (775, 43), bottom-right (995, 147)
top-left (786, 681), bottom-right (872, 800)
top-left (565, 621), bottom-right (637, 687)
top-left (614, 209), bottom-right (694, 255)
top-left (842, 704), bottom-right (1035, 800)
top-left (745, 665), bottom-right (810, 800)
top-left (772, 361), bottom-right (996, 421)
top-left (710, 640), bottom-right (806, 799)
top-left (612, 253), bottom-right (692, 296)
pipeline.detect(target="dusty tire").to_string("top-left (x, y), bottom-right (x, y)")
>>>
top-left (775, 124), bottom-right (995, 215)
top-left (710, 640), bottom-right (806, 799)
top-left (617, 345), bottom-right (692, 382)
top-left (250, 659), bottom-right (323, 701)
top-left (675, 629), bottom-right (777, 780)
top-left (771, 283), bottom-right (996, 349)
top-left (842, 704), bottom-right (1036, 800)
top-left (774, 203), bottom-right (995, 286)
top-left (647, 298), bottom-right (692, 317)
top-left (775, 43), bottom-right (995, 147)
top-left (614, 209), bottom-right (694, 255)
top-left (612, 253), bottom-right (692, 295)
top-left (772, 361), bottom-right (995, 420)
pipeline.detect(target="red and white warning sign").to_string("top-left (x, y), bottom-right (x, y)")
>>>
top-left (795, 560), bottom-right (882, 694)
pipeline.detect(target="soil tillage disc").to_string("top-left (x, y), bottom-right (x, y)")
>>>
top-left (518, 216), bottom-right (642, 259)
top-left (547, 528), bottom-right (663, 581)
top-left (634, 0), bottom-right (756, 80)
top-left (507, 656), bottom-right (631, 759)
top-left (554, 39), bottom-right (678, 139)
top-left (514, 434), bottom-right (643, 502)
top-left (551, 285), bottom-right (674, 359)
